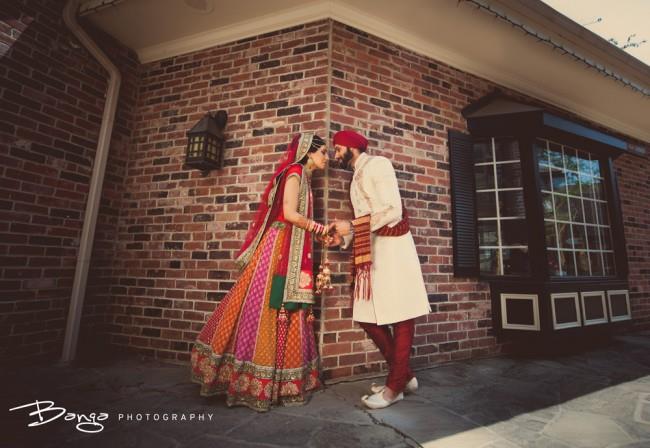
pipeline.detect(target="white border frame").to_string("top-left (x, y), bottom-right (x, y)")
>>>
top-left (607, 289), bottom-right (631, 322)
top-left (550, 292), bottom-right (581, 330)
top-left (501, 293), bottom-right (540, 331)
top-left (580, 291), bottom-right (608, 326)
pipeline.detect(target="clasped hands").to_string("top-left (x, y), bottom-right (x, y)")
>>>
top-left (315, 220), bottom-right (352, 247)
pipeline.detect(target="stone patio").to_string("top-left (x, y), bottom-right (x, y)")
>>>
top-left (3, 332), bottom-right (650, 447)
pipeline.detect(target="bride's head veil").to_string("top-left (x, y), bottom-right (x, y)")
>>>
top-left (236, 133), bottom-right (314, 259)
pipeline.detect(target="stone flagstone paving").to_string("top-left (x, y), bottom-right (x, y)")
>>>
top-left (2, 333), bottom-right (649, 447)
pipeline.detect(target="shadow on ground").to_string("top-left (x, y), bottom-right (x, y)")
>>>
top-left (2, 333), bottom-right (650, 448)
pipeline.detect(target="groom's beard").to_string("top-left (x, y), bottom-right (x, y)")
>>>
top-left (339, 148), bottom-right (353, 170)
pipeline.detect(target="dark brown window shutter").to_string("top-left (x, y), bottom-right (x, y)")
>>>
top-left (448, 130), bottom-right (478, 277)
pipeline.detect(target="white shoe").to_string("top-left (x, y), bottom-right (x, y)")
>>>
top-left (370, 376), bottom-right (418, 395)
top-left (361, 390), bottom-right (404, 409)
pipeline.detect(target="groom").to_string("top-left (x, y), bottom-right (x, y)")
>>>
top-left (329, 130), bottom-right (431, 409)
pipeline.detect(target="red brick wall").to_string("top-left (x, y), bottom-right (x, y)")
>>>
top-left (615, 155), bottom-right (650, 331)
top-left (3, 8), bottom-right (648, 373)
top-left (0, 0), bottom-right (139, 361)
top-left (105, 21), bottom-right (330, 362)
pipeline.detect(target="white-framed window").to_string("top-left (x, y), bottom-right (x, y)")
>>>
top-left (474, 137), bottom-right (529, 276)
top-left (536, 139), bottom-right (616, 277)
top-left (550, 292), bottom-right (581, 329)
top-left (500, 293), bottom-right (540, 331)
top-left (580, 291), bottom-right (608, 325)
top-left (607, 290), bottom-right (631, 322)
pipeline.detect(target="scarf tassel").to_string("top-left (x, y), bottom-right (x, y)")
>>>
top-left (353, 263), bottom-right (372, 301)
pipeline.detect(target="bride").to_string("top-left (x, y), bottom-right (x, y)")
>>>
top-left (191, 133), bottom-right (330, 411)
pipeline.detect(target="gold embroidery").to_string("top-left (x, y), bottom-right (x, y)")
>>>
top-left (283, 169), bottom-right (315, 304)
top-left (295, 133), bottom-right (313, 162)
top-left (280, 382), bottom-right (300, 396)
top-left (190, 341), bottom-right (320, 412)
top-left (299, 271), bottom-right (312, 288)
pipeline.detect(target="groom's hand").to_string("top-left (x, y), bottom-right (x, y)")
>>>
top-left (333, 220), bottom-right (352, 237)
top-left (327, 233), bottom-right (342, 247)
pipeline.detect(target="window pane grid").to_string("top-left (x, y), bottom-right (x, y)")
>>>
top-left (475, 137), bottom-right (529, 276)
top-left (536, 138), bottom-right (615, 277)
top-left (539, 190), bottom-right (607, 204)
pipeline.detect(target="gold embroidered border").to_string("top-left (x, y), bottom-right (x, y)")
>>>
top-left (193, 340), bottom-right (318, 381)
top-left (191, 341), bottom-right (320, 412)
top-left (295, 133), bottom-right (313, 163)
top-left (283, 168), bottom-right (315, 304)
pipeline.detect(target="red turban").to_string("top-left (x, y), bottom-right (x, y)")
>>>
top-left (333, 130), bottom-right (368, 151)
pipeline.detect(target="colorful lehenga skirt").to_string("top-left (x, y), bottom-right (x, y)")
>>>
top-left (190, 222), bottom-right (321, 411)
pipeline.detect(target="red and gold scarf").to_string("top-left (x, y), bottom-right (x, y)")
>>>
top-left (351, 207), bottom-right (410, 301)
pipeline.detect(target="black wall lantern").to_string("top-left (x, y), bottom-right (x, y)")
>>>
top-left (185, 110), bottom-right (228, 173)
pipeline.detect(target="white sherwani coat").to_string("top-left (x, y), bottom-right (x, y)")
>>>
top-left (343, 153), bottom-right (431, 325)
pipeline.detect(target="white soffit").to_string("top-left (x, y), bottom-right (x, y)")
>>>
top-left (83, 0), bottom-right (650, 144)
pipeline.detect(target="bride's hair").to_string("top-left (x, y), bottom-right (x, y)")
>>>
top-left (298, 134), bottom-right (325, 165)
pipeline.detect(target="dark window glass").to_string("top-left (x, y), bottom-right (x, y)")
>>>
top-left (575, 251), bottom-right (590, 275)
top-left (480, 249), bottom-right (499, 275)
top-left (536, 139), bottom-right (616, 278)
top-left (498, 190), bottom-right (525, 217)
top-left (473, 140), bottom-right (492, 163)
top-left (600, 227), bottom-right (613, 250)
top-left (547, 250), bottom-right (561, 275)
top-left (596, 202), bottom-right (609, 226)
top-left (478, 220), bottom-right (498, 246)
top-left (502, 248), bottom-right (530, 275)
top-left (589, 252), bottom-right (604, 276)
top-left (566, 172), bottom-right (580, 196)
top-left (586, 226), bottom-right (601, 250)
top-left (580, 173), bottom-right (595, 198)
top-left (592, 178), bottom-right (605, 200)
top-left (569, 197), bottom-right (584, 223)
top-left (495, 139), bottom-right (519, 161)
top-left (554, 194), bottom-right (570, 221)
top-left (501, 219), bottom-right (528, 246)
top-left (475, 137), bottom-right (528, 276)
top-left (476, 192), bottom-right (497, 218)
top-left (496, 163), bottom-right (522, 188)
top-left (542, 193), bottom-right (554, 219)
top-left (564, 147), bottom-right (579, 171)
top-left (474, 165), bottom-right (495, 190)
top-left (572, 224), bottom-right (587, 250)
top-left (539, 165), bottom-right (552, 191)
top-left (545, 221), bottom-right (557, 247)
top-left (557, 223), bottom-right (572, 249)
top-left (560, 250), bottom-right (577, 276)
top-left (603, 253), bottom-right (616, 276)
top-left (552, 169), bottom-right (568, 194)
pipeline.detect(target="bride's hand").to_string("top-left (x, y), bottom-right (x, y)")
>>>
top-left (327, 232), bottom-right (342, 247)
top-left (314, 223), bottom-right (333, 242)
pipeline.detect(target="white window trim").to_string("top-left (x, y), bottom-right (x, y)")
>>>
top-left (550, 292), bottom-right (581, 330)
top-left (501, 293), bottom-right (540, 331)
top-left (607, 290), bottom-right (631, 322)
top-left (580, 291), bottom-right (608, 326)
